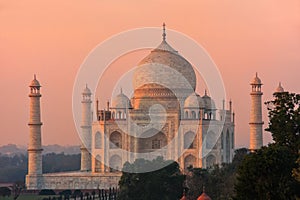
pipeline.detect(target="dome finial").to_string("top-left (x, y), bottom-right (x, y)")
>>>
top-left (162, 23), bottom-right (166, 41)
top-left (120, 87), bottom-right (123, 94)
top-left (34, 74), bottom-right (36, 80)
top-left (204, 89), bottom-right (207, 96)
top-left (256, 72), bottom-right (258, 77)
top-left (275, 81), bottom-right (284, 93)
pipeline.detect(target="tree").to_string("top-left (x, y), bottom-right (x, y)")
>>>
top-left (0, 187), bottom-right (11, 197)
top-left (234, 144), bottom-right (300, 200)
top-left (12, 181), bottom-right (24, 200)
top-left (185, 148), bottom-right (248, 200)
top-left (265, 92), bottom-right (300, 154)
top-left (118, 157), bottom-right (185, 200)
top-left (234, 92), bottom-right (300, 200)
top-left (293, 152), bottom-right (300, 182)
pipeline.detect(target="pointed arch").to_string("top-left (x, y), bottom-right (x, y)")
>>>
top-left (226, 130), bottom-right (230, 162)
top-left (138, 128), bottom-right (167, 153)
top-left (110, 131), bottom-right (122, 149)
top-left (184, 154), bottom-right (196, 170)
top-left (184, 131), bottom-right (196, 149)
top-left (109, 155), bottom-right (122, 172)
top-left (206, 154), bottom-right (216, 168)
top-left (185, 111), bottom-right (189, 119)
top-left (95, 155), bottom-right (102, 172)
top-left (231, 131), bottom-right (234, 149)
top-left (95, 132), bottom-right (102, 149)
top-left (206, 131), bottom-right (217, 149)
top-left (191, 111), bottom-right (196, 119)
top-left (221, 132), bottom-right (224, 149)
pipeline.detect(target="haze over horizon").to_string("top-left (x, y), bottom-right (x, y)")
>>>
top-left (1, 0), bottom-right (299, 148)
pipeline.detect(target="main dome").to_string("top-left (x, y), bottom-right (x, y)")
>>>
top-left (132, 28), bottom-right (196, 94)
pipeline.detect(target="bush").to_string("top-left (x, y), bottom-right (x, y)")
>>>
top-left (39, 189), bottom-right (56, 195)
top-left (0, 187), bottom-right (11, 197)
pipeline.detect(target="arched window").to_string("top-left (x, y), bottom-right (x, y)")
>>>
top-left (184, 131), bottom-right (196, 149)
top-left (226, 130), bottom-right (230, 162)
top-left (231, 132), bottom-right (234, 149)
top-left (138, 129), bottom-right (167, 154)
top-left (109, 155), bottom-right (122, 172)
top-left (95, 132), bottom-right (101, 149)
top-left (95, 155), bottom-right (101, 172)
top-left (221, 132), bottom-right (224, 149)
top-left (184, 154), bottom-right (196, 170)
top-left (112, 111), bottom-right (115, 119)
top-left (206, 131), bottom-right (216, 149)
top-left (191, 111), bottom-right (196, 119)
top-left (110, 131), bottom-right (122, 149)
top-left (185, 111), bottom-right (189, 119)
top-left (206, 154), bottom-right (216, 168)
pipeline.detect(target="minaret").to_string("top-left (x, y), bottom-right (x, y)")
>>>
top-left (27, 75), bottom-right (43, 177)
top-left (249, 73), bottom-right (264, 151)
top-left (80, 85), bottom-right (92, 171)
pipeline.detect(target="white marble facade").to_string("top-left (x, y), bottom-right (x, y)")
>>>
top-left (26, 27), bottom-right (235, 190)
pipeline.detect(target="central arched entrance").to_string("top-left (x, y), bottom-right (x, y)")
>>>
top-left (137, 128), bottom-right (167, 154)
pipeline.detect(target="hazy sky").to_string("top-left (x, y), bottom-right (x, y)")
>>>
top-left (0, 0), bottom-right (299, 148)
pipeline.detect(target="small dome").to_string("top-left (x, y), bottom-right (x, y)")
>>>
top-left (275, 82), bottom-right (284, 93)
top-left (180, 194), bottom-right (187, 200)
top-left (202, 91), bottom-right (216, 110)
top-left (251, 72), bottom-right (262, 85)
top-left (30, 75), bottom-right (41, 87)
top-left (82, 85), bottom-right (92, 95)
top-left (112, 90), bottom-right (131, 109)
top-left (197, 192), bottom-right (211, 200)
top-left (184, 92), bottom-right (204, 108)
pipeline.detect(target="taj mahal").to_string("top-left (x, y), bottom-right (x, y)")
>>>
top-left (25, 25), bottom-right (267, 190)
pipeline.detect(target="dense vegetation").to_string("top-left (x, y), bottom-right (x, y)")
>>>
top-left (234, 91), bottom-right (300, 200)
top-left (118, 157), bottom-right (185, 200)
top-left (0, 153), bottom-right (80, 182)
top-left (185, 148), bottom-right (248, 200)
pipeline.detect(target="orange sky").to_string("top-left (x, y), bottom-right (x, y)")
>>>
top-left (0, 0), bottom-right (299, 148)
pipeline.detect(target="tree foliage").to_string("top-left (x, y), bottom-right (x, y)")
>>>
top-left (235, 91), bottom-right (300, 200)
top-left (265, 92), bottom-right (300, 153)
top-left (118, 157), bottom-right (185, 200)
top-left (0, 187), bottom-right (11, 197)
top-left (186, 148), bottom-right (248, 200)
top-left (234, 144), bottom-right (299, 200)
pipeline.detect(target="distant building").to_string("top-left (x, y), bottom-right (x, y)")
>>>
top-left (26, 25), bottom-right (235, 190)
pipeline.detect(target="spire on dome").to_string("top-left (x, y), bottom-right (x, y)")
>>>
top-left (162, 23), bottom-right (166, 41)
top-left (120, 87), bottom-right (123, 94)
top-left (30, 74), bottom-right (41, 87)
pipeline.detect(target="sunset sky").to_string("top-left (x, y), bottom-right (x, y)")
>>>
top-left (0, 0), bottom-right (299, 148)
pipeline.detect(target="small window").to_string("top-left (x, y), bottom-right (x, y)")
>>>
top-left (152, 139), bottom-right (161, 149)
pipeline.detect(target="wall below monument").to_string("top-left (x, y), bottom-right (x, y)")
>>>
top-left (26, 172), bottom-right (121, 190)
